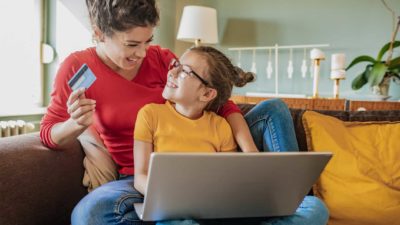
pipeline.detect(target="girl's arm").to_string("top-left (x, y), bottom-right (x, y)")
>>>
top-left (226, 112), bottom-right (259, 152)
top-left (133, 140), bottom-right (153, 195)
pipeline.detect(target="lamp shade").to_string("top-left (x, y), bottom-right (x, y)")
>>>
top-left (177, 6), bottom-right (218, 44)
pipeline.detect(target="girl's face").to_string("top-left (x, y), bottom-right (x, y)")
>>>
top-left (162, 50), bottom-right (210, 106)
top-left (96, 26), bottom-right (154, 73)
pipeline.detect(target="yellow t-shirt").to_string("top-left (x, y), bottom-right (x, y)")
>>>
top-left (134, 101), bottom-right (237, 152)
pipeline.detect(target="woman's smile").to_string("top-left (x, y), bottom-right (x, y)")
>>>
top-left (126, 57), bottom-right (140, 66)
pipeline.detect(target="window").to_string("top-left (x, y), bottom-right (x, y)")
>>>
top-left (0, 1), bottom-right (42, 114)
top-left (55, 0), bottom-right (93, 61)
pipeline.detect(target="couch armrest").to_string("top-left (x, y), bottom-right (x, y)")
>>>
top-left (0, 133), bottom-right (87, 225)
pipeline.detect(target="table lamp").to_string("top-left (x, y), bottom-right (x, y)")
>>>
top-left (177, 6), bottom-right (218, 46)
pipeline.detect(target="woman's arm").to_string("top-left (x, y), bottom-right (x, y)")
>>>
top-left (40, 53), bottom-right (99, 149)
top-left (226, 112), bottom-right (259, 152)
top-left (134, 140), bottom-right (153, 195)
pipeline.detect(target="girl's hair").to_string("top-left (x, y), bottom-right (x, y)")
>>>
top-left (189, 46), bottom-right (255, 112)
top-left (86, 0), bottom-right (159, 37)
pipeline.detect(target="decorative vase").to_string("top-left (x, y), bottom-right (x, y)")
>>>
top-left (371, 76), bottom-right (390, 97)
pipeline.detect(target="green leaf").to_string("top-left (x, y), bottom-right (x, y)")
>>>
top-left (368, 62), bottom-right (388, 86)
top-left (388, 56), bottom-right (400, 69)
top-left (377, 40), bottom-right (400, 61)
top-left (389, 66), bottom-right (400, 75)
top-left (351, 71), bottom-right (369, 90)
top-left (392, 65), bottom-right (400, 72)
top-left (346, 55), bottom-right (376, 70)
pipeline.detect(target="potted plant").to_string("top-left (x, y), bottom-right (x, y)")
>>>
top-left (347, 40), bottom-right (400, 96)
top-left (347, 1), bottom-right (400, 97)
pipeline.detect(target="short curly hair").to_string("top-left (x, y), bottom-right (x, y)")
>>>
top-left (86, 0), bottom-right (159, 37)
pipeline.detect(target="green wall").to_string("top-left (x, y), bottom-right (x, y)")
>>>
top-left (10, 0), bottom-right (400, 129)
top-left (42, 0), bottom-right (400, 102)
top-left (167, 0), bottom-right (400, 99)
top-left (154, 0), bottom-right (177, 50)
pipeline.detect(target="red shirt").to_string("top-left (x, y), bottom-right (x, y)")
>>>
top-left (40, 45), bottom-right (241, 175)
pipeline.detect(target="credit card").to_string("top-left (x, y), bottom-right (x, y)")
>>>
top-left (68, 64), bottom-right (97, 91)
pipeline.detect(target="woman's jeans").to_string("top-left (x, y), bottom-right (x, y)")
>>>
top-left (71, 99), bottom-right (329, 225)
top-left (244, 98), bottom-right (299, 152)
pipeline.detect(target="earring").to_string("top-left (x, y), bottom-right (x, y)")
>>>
top-left (91, 33), bottom-right (99, 45)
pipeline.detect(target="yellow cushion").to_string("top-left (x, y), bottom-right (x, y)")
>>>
top-left (302, 111), bottom-right (400, 225)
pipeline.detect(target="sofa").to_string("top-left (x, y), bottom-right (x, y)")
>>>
top-left (1, 104), bottom-right (399, 225)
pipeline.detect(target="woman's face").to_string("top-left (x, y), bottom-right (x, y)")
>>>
top-left (97, 26), bottom-right (154, 72)
top-left (162, 50), bottom-right (210, 105)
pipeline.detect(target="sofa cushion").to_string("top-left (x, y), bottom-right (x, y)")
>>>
top-left (291, 109), bottom-right (349, 152)
top-left (291, 109), bottom-right (400, 152)
top-left (302, 111), bottom-right (400, 225)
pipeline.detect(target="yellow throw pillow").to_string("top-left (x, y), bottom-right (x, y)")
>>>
top-left (302, 111), bottom-right (400, 225)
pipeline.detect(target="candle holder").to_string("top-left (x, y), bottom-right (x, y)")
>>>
top-left (312, 59), bottom-right (322, 98)
top-left (331, 77), bottom-right (345, 99)
top-left (310, 49), bottom-right (325, 98)
top-left (330, 53), bottom-right (346, 99)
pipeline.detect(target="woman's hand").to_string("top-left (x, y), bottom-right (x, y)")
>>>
top-left (49, 88), bottom-right (96, 147)
top-left (67, 88), bottom-right (96, 128)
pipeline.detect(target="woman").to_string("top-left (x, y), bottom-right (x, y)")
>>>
top-left (41, 0), bottom-right (256, 224)
top-left (40, 0), bottom-right (327, 224)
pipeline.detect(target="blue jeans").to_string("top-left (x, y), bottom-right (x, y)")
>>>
top-left (245, 98), bottom-right (299, 152)
top-left (71, 98), bottom-right (328, 225)
top-left (71, 175), bottom-right (150, 225)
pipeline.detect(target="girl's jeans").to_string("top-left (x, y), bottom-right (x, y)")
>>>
top-left (71, 99), bottom-right (329, 225)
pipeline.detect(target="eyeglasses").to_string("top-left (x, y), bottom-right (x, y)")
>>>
top-left (168, 58), bottom-right (209, 86)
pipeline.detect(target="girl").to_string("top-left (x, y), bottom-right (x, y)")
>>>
top-left (133, 46), bottom-right (329, 225)
top-left (134, 46), bottom-right (255, 194)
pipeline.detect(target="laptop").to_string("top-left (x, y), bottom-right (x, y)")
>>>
top-left (134, 152), bottom-right (332, 221)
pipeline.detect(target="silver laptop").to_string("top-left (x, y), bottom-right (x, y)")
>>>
top-left (134, 152), bottom-right (332, 221)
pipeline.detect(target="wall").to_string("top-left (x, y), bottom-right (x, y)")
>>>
top-left (154, 0), bottom-right (177, 50)
top-left (170, 0), bottom-right (400, 100)
top-left (42, 0), bottom-right (400, 101)
top-left (12, 0), bottom-right (394, 132)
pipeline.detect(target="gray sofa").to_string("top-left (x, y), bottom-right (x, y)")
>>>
top-left (1, 105), bottom-right (399, 225)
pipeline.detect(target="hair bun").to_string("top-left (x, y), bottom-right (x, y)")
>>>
top-left (233, 67), bottom-right (255, 87)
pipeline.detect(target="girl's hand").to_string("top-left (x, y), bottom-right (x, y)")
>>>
top-left (67, 88), bottom-right (96, 128)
